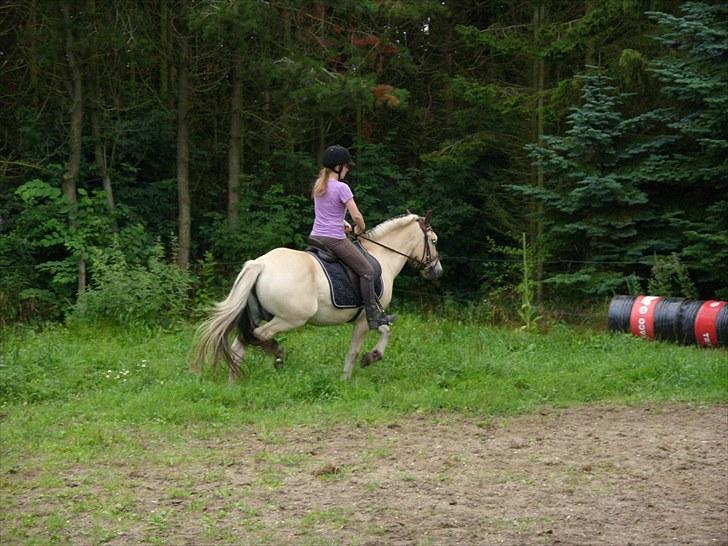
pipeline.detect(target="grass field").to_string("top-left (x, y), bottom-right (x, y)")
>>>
top-left (2, 314), bottom-right (726, 447)
top-left (1, 314), bottom-right (726, 544)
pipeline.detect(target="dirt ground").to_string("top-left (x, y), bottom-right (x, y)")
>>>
top-left (8, 404), bottom-right (728, 545)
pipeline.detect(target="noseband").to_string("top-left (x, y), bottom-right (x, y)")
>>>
top-left (357, 218), bottom-right (438, 272)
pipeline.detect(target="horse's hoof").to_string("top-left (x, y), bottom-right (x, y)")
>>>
top-left (360, 350), bottom-right (382, 368)
top-left (274, 357), bottom-right (284, 370)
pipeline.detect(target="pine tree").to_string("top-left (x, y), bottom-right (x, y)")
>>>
top-left (645, 2), bottom-right (728, 297)
top-left (511, 73), bottom-right (669, 297)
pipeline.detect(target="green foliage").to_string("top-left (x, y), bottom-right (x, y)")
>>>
top-left (647, 253), bottom-right (698, 299)
top-left (293, 70), bottom-right (376, 115)
top-left (540, 0), bottom-right (627, 62)
top-left (200, 182), bottom-right (309, 266)
top-left (517, 233), bottom-right (542, 333)
top-left (0, 220), bottom-right (52, 324)
top-left (1, 178), bottom-right (118, 321)
top-left (455, 24), bottom-right (530, 55)
top-left (348, 141), bottom-right (412, 221)
top-left (70, 240), bottom-right (193, 328)
top-left (618, 48), bottom-right (650, 91)
top-left (512, 73), bottom-right (660, 297)
top-left (680, 201), bottom-right (728, 299)
top-left (191, 251), bottom-right (225, 312)
top-left (189, 0), bottom-right (274, 43)
top-left (14, 179), bottom-right (119, 284)
top-left (644, 3), bottom-right (728, 295)
top-left (3, 0), bottom-right (727, 325)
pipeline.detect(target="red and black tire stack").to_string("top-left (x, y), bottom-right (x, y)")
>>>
top-left (607, 295), bottom-right (728, 348)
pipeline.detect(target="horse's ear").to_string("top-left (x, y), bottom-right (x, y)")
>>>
top-left (406, 208), bottom-right (411, 215)
top-left (424, 209), bottom-right (433, 226)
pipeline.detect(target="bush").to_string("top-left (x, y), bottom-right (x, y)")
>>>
top-left (647, 253), bottom-right (698, 298)
top-left (70, 240), bottom-right (193, 327)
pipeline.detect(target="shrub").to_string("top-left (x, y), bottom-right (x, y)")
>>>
top-left (647, 253), bottom-right (698, 298)
top-left (71, 240), bottom-right (193, 327)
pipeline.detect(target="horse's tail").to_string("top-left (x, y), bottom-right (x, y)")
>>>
top-left (189, 260), bottom-right (264, 375)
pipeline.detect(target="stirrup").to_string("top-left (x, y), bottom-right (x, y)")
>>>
top-left (367, 313), bottom-right (396, 330)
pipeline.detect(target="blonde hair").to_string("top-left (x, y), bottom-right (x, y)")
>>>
top-left (312, 167), bottom-right (335, 198)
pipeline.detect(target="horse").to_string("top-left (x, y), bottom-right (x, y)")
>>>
top-left (190, 211), bottom-right (442, 381)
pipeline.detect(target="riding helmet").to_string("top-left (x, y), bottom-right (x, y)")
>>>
top-left (322, 145), bottom-right (355, 169)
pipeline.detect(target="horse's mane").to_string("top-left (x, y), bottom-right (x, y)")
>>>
top-left (365, 213), bottom-right (419, 240)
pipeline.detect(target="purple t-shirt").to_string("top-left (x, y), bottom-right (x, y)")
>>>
top-left (311, 179), bottom-right (353, 239)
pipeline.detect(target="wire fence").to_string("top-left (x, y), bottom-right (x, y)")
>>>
top-left (0, 254), bottom-right (676, 270)
top-left (0, 254), bottom-right (695, 321)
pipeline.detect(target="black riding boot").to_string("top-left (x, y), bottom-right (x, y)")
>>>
top-left (360, 274), bottom-right (396, 330)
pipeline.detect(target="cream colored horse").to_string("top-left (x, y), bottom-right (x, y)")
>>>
top-left (190, 212), bottom-right (442, 381)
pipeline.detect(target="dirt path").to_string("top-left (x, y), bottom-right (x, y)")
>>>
top-left (6, 404), bottom-right (728, 545)
top-left (147, 404), bottom-right (728, 545)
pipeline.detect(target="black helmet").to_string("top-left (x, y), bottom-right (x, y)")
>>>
top-left (322, 145), bottom-right (354, 170)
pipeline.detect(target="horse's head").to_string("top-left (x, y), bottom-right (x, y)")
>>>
top-left (415, 210), bottom-right (443, 281)
top-left (362, 212), bottom-right (443, 280)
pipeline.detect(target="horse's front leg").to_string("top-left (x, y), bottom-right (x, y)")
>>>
top-left (361, 325), bottom-right (391, 368)
top-left (343, 318), bottom-right (369, 381)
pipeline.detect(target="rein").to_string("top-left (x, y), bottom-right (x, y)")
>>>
top-left (356, 220), bottom-right (437, 271)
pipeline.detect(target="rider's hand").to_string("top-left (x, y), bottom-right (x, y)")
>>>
top-left (344, 221), bottom-right (352, 234)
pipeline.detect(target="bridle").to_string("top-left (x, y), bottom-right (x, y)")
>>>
top-left (356, 217), bottom-right (439, 273)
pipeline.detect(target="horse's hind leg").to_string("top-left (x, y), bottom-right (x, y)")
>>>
top-left (231, 336), bottom-right (245, 364)
top-left (253, 316), bottom-right (305, 369)
top-left (253, 316), bottom-right (305, 341)
top-left (261, 339), bottom-right (285, 369)
top-left (228, 361), bottom-right (242, 383)
top-left (229, 337), bottom-right (245, 383)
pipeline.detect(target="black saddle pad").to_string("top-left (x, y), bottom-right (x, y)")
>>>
top-left (307, 248), bottom-right (384, 309)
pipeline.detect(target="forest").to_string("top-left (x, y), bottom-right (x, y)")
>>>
top-left (1, 0), bottom-right (726, 326)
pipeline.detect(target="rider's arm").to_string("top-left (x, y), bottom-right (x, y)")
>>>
top-left (345, 198), bottom-right (365, 235)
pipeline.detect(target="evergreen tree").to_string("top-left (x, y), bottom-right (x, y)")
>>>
top-left (646, 2), bottom-right (728, 297)
top-left (511, 73), bottom-right (669, 297)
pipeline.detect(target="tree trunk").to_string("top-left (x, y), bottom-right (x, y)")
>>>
top-left (28, 0), bottom-right (39, 93)
top-left (227, 50), bottom-right (243, 230)
top-left (160, 0), bottom-right (169, 98)
top-left (176, 35), bottom-right (191, 269)
top-left (87, 0), bottom-right (116, 222)
top-left (91, 109), bottom-right (116, 215)
top-left (444, 21), bottom-right (453, 131)
top-left (585, 0), bottom-right (596, 67)
top-left (319, 117), bottom-right (326, 152)
top-left (62, 2), bottom-right (86, 294)
top-left (532, 2), bottom-right (546, 304)
top-left (355, 104), bottom-right (363, 148)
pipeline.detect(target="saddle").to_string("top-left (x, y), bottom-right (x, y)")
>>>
top-left (306, 238), bottom-right (384, 309)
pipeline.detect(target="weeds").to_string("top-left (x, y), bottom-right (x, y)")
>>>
top-left (517, 232), bottom-right (542, 333)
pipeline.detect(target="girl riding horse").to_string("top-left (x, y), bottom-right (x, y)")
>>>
top-left (309, 145), bottom-right (396, 330)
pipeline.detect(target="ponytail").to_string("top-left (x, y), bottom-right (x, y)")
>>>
top-left (312, 168), bottom-right (333, 198)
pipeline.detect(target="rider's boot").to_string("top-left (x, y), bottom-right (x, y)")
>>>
top-left (360, 274), bottom-right (396, 330)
